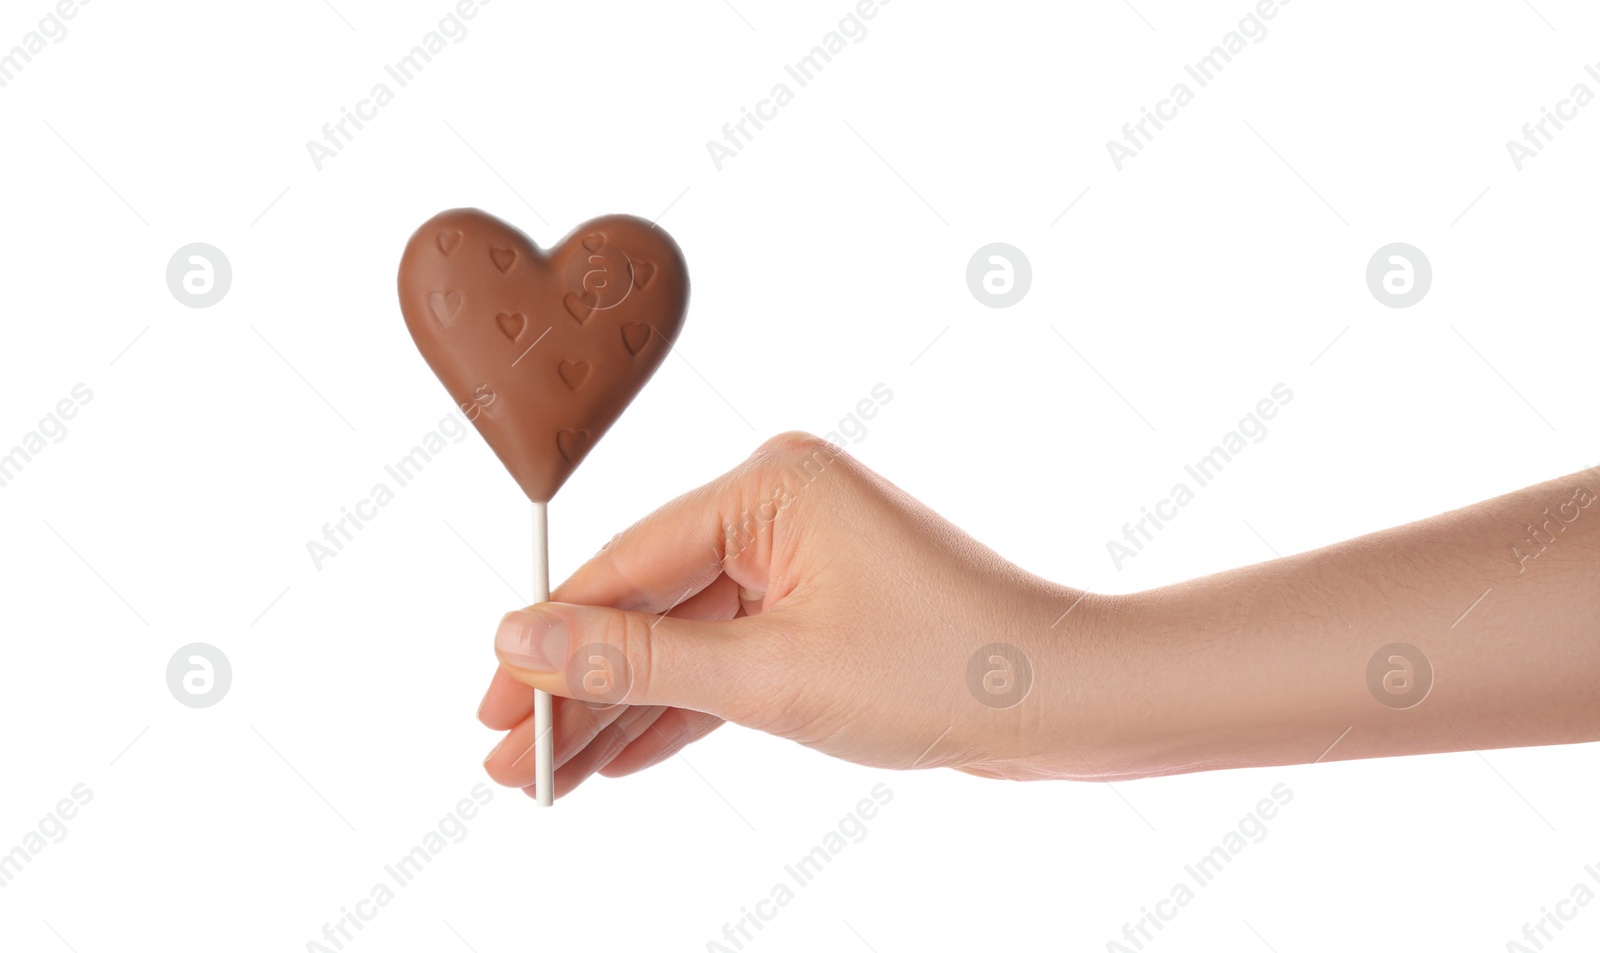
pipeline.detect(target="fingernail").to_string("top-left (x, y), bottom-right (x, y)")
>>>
top-left (484, 735), bottom-right (506, 766)
top-left (495, 607), bottom-right (568, 672)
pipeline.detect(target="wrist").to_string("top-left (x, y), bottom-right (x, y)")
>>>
top-left (1006, 583), bottom-right (1163, 781)
top-left (1034, 587), bottom-right (1168, 781)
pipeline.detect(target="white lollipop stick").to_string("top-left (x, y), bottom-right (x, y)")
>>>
top-left (532, 500), bottom-right (553, 807)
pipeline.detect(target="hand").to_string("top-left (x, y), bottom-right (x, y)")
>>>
top-left (479, 436), bottom-right (1600, 802)
top-left (477, 432), bottom-right (1090, 801)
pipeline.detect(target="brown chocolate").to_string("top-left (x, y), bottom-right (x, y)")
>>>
top-left (397, 209), bottom-right (689, 502)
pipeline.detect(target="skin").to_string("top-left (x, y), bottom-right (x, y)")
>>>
top-left (479, 432), bottom-right (1600, 800)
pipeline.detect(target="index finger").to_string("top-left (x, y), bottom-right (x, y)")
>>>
top-left (551, 433), bottom-right (834, 613)
top-left (553, 481), bottom-right (729, 614)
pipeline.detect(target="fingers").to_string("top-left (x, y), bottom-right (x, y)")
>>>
top-left (484, 692), bottom-right (663, 787)
top-left (477, 574), bottom-right (743, 730)
top-left (481, 567), bottom-right (751, 800)
top-left (494, 601), bottom-right (773, 719)
top-left (658, 570), bottom-right (744, 626)
top-left (484, 702), bottom-right (721, 795)
top-left (552, 484), bottom-right (729, 613)
top-left (550, 432), bottom-right (841, 615)
top-left (477, 665), bottom-right (533, 730)
top-left (482, 433), bottom-right (846, 800)
top-left (599, 709), bottom-right (724, 778)
top-left (544, 704), bottom-right (670, 800)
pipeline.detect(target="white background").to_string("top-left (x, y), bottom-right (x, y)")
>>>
top-left (2, 0), bottom-right (1597, 950)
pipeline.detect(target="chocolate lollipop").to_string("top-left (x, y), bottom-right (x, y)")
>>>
top-left (398, 208), bottom-right (690, 805)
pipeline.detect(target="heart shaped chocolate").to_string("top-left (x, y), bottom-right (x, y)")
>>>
top-left (398, 208), bottom-right (689, 502)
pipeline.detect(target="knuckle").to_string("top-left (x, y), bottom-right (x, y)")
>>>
top-left (607, 610), bottom-right (654, 705)
top-left (587, 720), bottom-right (635, 771)
top-left (743, 432), bottom-right (849, 510)
top-left (566, 609), bottom-right (650, 706)
top-left (753, 430), bottom-right (842, 468)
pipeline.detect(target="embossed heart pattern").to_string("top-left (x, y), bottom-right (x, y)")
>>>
top-left (398, 208), bottom-right (690, 502)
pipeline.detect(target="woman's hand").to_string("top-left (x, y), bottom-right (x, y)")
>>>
top-left (477, 432), bottom-right (1097, 800)
top-left (481, 434), bottom-right (1600, 802)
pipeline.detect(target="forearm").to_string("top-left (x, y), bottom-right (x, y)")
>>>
top-left (1074, 470), bottom-right (1600, 779)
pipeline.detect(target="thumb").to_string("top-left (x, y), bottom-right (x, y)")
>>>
top-left (493, 601), bottom-right (760, 716)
